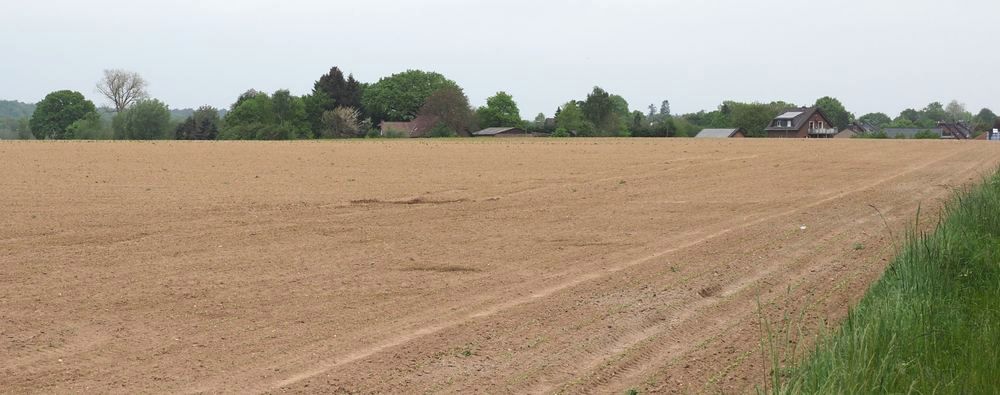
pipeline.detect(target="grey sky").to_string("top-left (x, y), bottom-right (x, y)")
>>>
top-left (3, 0), bottom-right (998, 119)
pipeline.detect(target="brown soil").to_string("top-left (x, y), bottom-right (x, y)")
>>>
top-left (2, 139), bottom-right (997, 394)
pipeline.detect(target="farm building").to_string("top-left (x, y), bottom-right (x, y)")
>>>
top-left (472, 127), bottom-right (529, 137)
top-left (938, 122), bottom-right (973, 139)
top-left (882, 128), bottom-right (944, 139)
top-left (764, 107), bottom-right (837, 138)
top-left (838, 121), bottom-right (877, 138)
top-left (695, 128), bottom-right (746, 138)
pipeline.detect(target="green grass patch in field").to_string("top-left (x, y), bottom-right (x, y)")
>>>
top-left (774, 170), bottom-right (1000, 393)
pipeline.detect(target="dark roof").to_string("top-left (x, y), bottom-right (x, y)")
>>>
top-left (472, 127), bottom-right (526, 136)
top-left (843, 121), bottom-right (877, 134)
top-left (765, 107), bottom-right (832, 132)
top-left (695, 128), bottom-right (744, 138)
top-left (883, 128), bottom-right (943, 138)
top-left (938, 122), bottom-right (972, 139)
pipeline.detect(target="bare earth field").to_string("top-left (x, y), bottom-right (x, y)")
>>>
top-left (2, 139), bottom-right (998, 394)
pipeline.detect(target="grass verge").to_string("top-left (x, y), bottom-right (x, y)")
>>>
top-left (777, 170), bottom-right (1000, 393)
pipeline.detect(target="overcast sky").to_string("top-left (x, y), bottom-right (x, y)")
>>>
top-left (3, 0), bottom-right (998, 118)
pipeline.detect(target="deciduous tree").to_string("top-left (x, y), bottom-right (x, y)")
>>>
top-left (415, 86), bottom-right (476, 136)
top-left (858, 112), bottom-right (892, 128)
top-left (112, 99), bottom-right (171, 140)
top-left (96, 69), bottom-right (148, 112)
top-left (29, 90), bottom-right (98, 139)
top-left (814, 96), bottom-right (851, 130)
top-left (476, 92), bottom-right (522, 128)
top-left (175, 106), bottom-right (220, 140)
top-left (361, 70), bottom-right (459, 124)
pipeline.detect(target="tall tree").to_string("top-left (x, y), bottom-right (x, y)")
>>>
top-left (361, 70), bottom-right (459, 124)
top-left (945, 100), bottom-right (970, 122)
top-left (647, 104), bottom-right (657, 119)
top-left (112, 99), bottom-right (171, 140)
top-left (814, 96), bottom-right (851, 130)
top-left (476, 91), bottom-right (522, 128)
top-left (29, 90), bottom-right (98, 139)
top-left (659, 100), bottom-right (671, 118)
top-left (581, 87), bottom-right (621, 134)
top-left (972, 108), bottom-right (997, 132)
top-left (220, 89), bottom-right (310, 140)
top-left (555, 101), bottom-right (592, 135)
top-left (313, 67), bottom-right (365, 110)
top-left (175, 106), bottom-right (220, 140)
top-left (858, 112), bottom-right (892, 128)
top-left (922, 102), bottom-right (947, 122)
top-left (414, 86), bottom-right (476, 136)
top-left (96, 69), bottom-right (148, 112)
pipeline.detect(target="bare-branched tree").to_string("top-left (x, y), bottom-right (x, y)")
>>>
top-left (96, 69), bottom-right (148, 112)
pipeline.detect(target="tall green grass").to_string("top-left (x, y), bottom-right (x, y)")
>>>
top-left (778, 170), bottom-right (1000, 393)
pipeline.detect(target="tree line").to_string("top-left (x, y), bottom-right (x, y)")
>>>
top-left (1, 67), bottom-right (997, 140)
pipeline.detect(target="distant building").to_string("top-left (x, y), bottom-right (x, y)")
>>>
top-left (937, 122), bottom-right (973, 139)
top-left (764, 107), bottom-right (837, 138)
top-left (695, 128), bottom-right (746, 138)
top-left (472, 127), bottom-right (529, 137)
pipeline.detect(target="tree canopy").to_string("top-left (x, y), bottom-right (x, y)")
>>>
top-left (814, 96), bottom-right (852, 130)
top-left (220, 89), bottom-right (310, 140)
top-left (112, 99), bottom-right (171, 140)
top-left (858, 112), bottom-right (892, 128)
top-left (175, 106), bottom-right (220, 140)
top-left (415, 86), bottom-right (476, 136)
top-left (554, 101), bottom-right (592, 135)
top-left (476, 92), bottom-right (522, 128)
top-left (361, 70), bottom-right (459, 124)
top-left (29, 90), bottom-right (98, 139)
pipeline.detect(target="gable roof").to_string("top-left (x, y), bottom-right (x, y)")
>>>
top-left (695, 128), bottom-right (744, 138)
top-left (765, 107), bottom-right (832, 132)
top-left (938, 122), bottom-right (972, 139)
top-left (472, 127), bottom-right (525, 136)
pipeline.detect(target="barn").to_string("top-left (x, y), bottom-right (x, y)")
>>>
top-left (695, 128), bottom-right (746, 138)
top-left (472, 127), bottom-right (529, 137)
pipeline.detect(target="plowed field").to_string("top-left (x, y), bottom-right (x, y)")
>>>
top-left (2, 139), bottom-right (998, 393)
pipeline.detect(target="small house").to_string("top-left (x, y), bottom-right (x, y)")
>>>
top-left (695, 128), bottom-right (746, 138)
top-left (764, 107), bottom-right (837, 138)
top-left (472, 127), bottom-right (529, 137)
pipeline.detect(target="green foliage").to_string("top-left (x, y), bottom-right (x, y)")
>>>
top-left (361, 70), bottom-right (458, 123)
top-left (972, 108), bottom-right (996, 132)
top-left (729, 101), bottom-right (792, 137)
top-left (476, 91), bottom-right (522, 128)
top-left (913, 129), bottom-right (940, 139)
top-left (29, 90), bottom-right (98, 139)
top-left (0, 100), bottom-right (36, 118)
top-left (858, 112), bottom-right (892, 128)
top-left (309, 67), bottom-right (366, 134)
top-left (854, 130), bottom-right (888, 139)
top-left (0, 117), bottom-right (32, 140)
top-left (67, 112), bottom-right (112, 140)
top-left (175, 106), bottom-right (220, 140)
top-left (814, 96), bottom-right (852, 130)
top-left (427, 123), bottom-right (458, 138)
top-left (112, 99), bottom-right (172, 140)
top-left (416, 86), bottom-right (476, 136)
top-left (581, 87), bottom-right (627, 135)
top-left (220, 89), bottom-right (310, 140)
top-left (781, 171), bottom-right (1000, 393)
top-left (551, 128), bottom-right (571, 137)
top-left (554, 101), bottom-right (593, 135)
